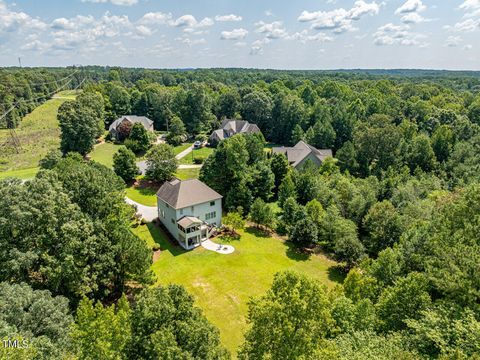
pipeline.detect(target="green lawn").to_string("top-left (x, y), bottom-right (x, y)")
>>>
top-left (89, 142), bottom-right (123, 168)
top-left (173, 142), bottom-right (193, 155)
top-left (179, 146), bottom-right (214, 164)
top-left (133, 224), bottom-right (344, 355)
top-left (125, 177), bottom-right (158, 206)
top-left (174, 167), bottom-right (201, 180)
top-left (0, 90), bottom-right (78, 176)
top-left (0, 167), bottom-right (39, 180)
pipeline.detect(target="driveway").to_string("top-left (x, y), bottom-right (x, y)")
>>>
top-left (176, 145), bottom-right (193, 160)
top-left (125, 197), bottom-right (157, 222)
top-left (201, 239), bottom-right (235, 254)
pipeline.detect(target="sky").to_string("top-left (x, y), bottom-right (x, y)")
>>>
top-left (0, 0), bottom-right (479, 70)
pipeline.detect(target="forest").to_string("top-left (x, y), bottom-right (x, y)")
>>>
top-left (1, 66), bottom-right (480, 359)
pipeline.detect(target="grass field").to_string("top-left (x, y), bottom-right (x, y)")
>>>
top-left (179, 146), bottom-right (214, 165)
top-left (125, 180), bottom-right (158, 206)
top-left (0, 90), bottom-right (79, 178)
top-left (89, 142), bottom-right (123, 168)
top-left (173, 142), bottom-right (193, 155)
top-left (175, 167), bottom-right (201, 180)
top-left (132, 223), bottom-right (344, 355)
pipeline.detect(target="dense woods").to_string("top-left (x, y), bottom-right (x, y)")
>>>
top-left (1, 67), bottom-right (480, 359)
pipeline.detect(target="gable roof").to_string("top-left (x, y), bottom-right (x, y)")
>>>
top-left (156, 178), bottom-right (222, 209)
top-left (109, 115), bottom-right (154, 132)
top-left (272, 141), bottom-right (332, 167)
top-left (178, 216), bottom-right (202, 229)
top-left (210, 119), bottom-right (262, 141)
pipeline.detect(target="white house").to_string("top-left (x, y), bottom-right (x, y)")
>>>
top-left (156, 178), bottom-right (223, 250)
top-left (272, 141), bottom-right (333, 169)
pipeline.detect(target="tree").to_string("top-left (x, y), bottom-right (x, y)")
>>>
top-left (362, 200), bottom-right (403, 256)
top-left (58, 100), bottom-right (100, 156)
top-left (223, 211), bottom-right (245, 236)
top-left (289, 217), bottom-right (318, 247)
top-left (431, 125), bottom-right (453, 163)
top-left (270, 152), bottom-right (290, 193)
top-left (241, 91), bottom-right (273, 136)
top-left (290, 124), bottom-right (305, 144)
top-left (71, 295), bottom-right (131, 360)
top-left (39, 149), bottom-right (62, 170)
top-left (113, 146), bottom-right (138, 182)
top-left (218, 88), bottom-right (241, 119)
top-left (406, 134), bottom-right (436, 172)
top-left (126, 123), bottom-right (151, 154)
top-left (376, 272), bottom-right (432, 332)
top-left (145, 144), bottom-right (178, 182)
top-left (336, 141), bottom-right (359, 174)
top-left (249, 198), bottom-right (275, 230)
top-left (0, 282), bottom-right (72, 360)
top-left (467, 98), bottom-right (480, 125)
top-left (239, 271), bottom-right (334, 359)
top-left (333, 219), bottom-right (365, 270)
top-left (128, 285), bottom-right (229, 359)
top-left (180, 83), bottom-right (215, 133)
top-left (106, 83), bottom-right (131, 124)
top-left (278, 171), bottom-right (297, 207)
top-left (165, 115), bottom-right (186, 146)
top-left (250, 162), bottom-right (274, 201)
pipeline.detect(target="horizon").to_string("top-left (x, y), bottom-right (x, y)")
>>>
top-left (1, 0), bottom-right (479, 70)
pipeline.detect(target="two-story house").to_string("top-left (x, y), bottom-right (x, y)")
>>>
top-left (156, 178), bottom-right (223, 250)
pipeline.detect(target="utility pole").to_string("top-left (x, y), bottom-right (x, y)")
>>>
top-left (18, 57), bottom-right (22, 68)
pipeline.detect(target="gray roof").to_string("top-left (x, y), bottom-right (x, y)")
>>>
top-left (210, 119), bottom-right (262, 141)
top-left (272, 141), bottom-right (333, 167)
top-left (156, 178), bottom-right (222, 209)
top-left (178, 216), bottom-right (202, 228)
top-left (109, 115), bottom-right (154, 132)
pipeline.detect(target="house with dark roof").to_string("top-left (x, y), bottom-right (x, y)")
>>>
top-left (156, 178), bottom-right (223, 249)
top-left (272, 141), bottom-right (333, 169)
top-left (108, 115), bottom-right (154, 140)
top-left (209, 119), bottom-right (262, 145)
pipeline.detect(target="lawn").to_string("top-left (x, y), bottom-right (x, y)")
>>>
top-left (179, 146), bottom-right (214, 164)
top-left (133, 223), bottom-right (344, 355)
top-left (0, 90), bottom-right (78, 177)
top-left (125, 177), bottom-right (159, 206)
top-left (175, 167), bottom-right (201, 180)
top-left (89, 142), bottom-right (123, 168)
top-left (173, 142), bottom-right (193, 155)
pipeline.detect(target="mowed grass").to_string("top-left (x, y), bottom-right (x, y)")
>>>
top-left (125, 184), bottom-right (158, 206)
top-left (89, 142), bottom-right (123, 168)
top-left (133, 223), bottom-right (344, 355)
top-left (175, 167), bottom-right (201, 180)
top-left (0, 167), bottom-right (39, 180)
top-left (0, 91), bottom-right (78, 177)
top-left (179, 146), bottom-right (214, 164)
top-left (173, 142), bottom-right (193, 155)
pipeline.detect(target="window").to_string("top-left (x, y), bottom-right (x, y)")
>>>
top-left (205, 211), bottom-right (216, 221)
top-left (191, 206), bottom-right (194, 212)
top-left (171, 218), bottom-right (175, 224)
top-left (210, 201), bottom-right (215, 206)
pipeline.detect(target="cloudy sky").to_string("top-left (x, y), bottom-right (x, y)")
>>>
top-left (0, 0), bottom-right (479, 69)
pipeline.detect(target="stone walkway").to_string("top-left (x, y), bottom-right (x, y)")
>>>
top-left (201, 239), bottom-right (235, 254)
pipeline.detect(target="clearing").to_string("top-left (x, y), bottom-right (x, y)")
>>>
top-left (132, 223), bottom-right (344, 355)
top-left (0, 90), bottom-right (79, 179)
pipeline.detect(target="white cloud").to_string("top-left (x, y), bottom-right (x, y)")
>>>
top-left (138, 12), bottom-right (172, 25)
top-left (82, 0), bottom-right (138, 6)
top-left (401, 12), bottom-right (426, 24)
top-left (172, 15), bottom-right (214, 29)
top-left (446, 18), bottom-right (479, 32)
top-left (463, 44), bottom-right (473, 50)
top-left (220, 28), bottom-right (248, 40)
top-left (446, 0), bottom-right (480, 32)
top-left (298, 1), bottom-right (379, 33)
top-left (255, 21), bottom-right (288, 39)
top-left (250, 39), bottom-right (265, 55)
top-left (459, 0), bottom-right (480, 11)
top-left (0, 1), bottom-right (47, 34)
top-left (215, 14), bottom-right (242, 22)
top-left (373, 22), bottom-right (427, 47)
top-left (287, 30), bottom-right (333, 43)
top-left (445, 35), bottom-right (462, 47)
top-left (395, 0), bottom-right (426, 15)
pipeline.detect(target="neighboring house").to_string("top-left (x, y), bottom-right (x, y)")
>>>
top-left (272, 141), bottom-right (333, 169)
top-left (157, 178), bottom-right (223, 250)
top-left (108, 115), bottom-right (154, 140)
top-left (209, 119), bottom-right (262, 145)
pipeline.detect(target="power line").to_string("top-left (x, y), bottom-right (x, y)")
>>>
top-left (0, 69), bottom-right (80, 87)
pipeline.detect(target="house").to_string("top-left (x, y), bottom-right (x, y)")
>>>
top-left (272, 141), bottom-right (333, 169)
top-left (156, 178), bottom-right (223, 250)
top-left (108, 115), bottom-right (154, 140)
top-left (209, 119), bottom-right (262, 145)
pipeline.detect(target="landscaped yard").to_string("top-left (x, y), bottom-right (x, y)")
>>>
top-left (132, 223), bottom-right (344, 355)
top-left (125, 180), bottom-right (158, 206)
top-left (179, 146), bottom-right (214, 165)
top-left (175, 167), bottom-right (201, 180)
top-left (173, 142), bottom-right (193, 155)
top-left (0, 90), bottom-right (79, 179)
top-left (89, 142), bottom-right (123, 168)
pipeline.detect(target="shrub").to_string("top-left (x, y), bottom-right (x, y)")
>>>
top-left (152, 243), bottom-right (161, 251)
top-left (193, 156), bottom-right (205, 164)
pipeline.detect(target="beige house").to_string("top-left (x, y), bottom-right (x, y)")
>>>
top-left (272, 141), bottom-right (333, 169)
top-left (156, 179), bottom-right (223, 250)
top-left (108, 115), bottom-right (154, 140)
top-left (209, 119), bottom-right (262, 145)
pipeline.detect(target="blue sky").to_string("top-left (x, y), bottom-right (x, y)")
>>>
top-left (0, 0), bottom-right (479, 69)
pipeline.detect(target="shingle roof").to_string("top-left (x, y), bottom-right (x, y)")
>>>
top-left (109, 115), bottom-right (154, 131)
top-left (156, 179), bottom-right (222, 209)
top-left (272, 141), bottom-right (332, 167)
top-left (178, 216), bottom-right (202, 228)
top-left (210, 119), bottom-right (262, 141)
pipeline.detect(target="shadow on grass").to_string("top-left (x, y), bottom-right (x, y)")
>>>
top-left (147, 222), bottom-right (186, 257)
top-left (245, 226), bottom-right (272, 238)
top-left (284, 241), bottom-right (310, 262)
top-left (328, 265), bottom-right (347, 284)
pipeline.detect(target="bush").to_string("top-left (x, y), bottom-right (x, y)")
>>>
top-left (152, 243), bottom-right (161, 251)
top-left (113, 147), bottom-right (138, 182)
top-left (193, 156), bottom-right (205, 164)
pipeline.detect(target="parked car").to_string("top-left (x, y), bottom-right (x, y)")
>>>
top-left (194, 141), bottom-right (202, 148)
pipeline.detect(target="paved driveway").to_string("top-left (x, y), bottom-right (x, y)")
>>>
top-left (125, 197), bottom-right (157, 222)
